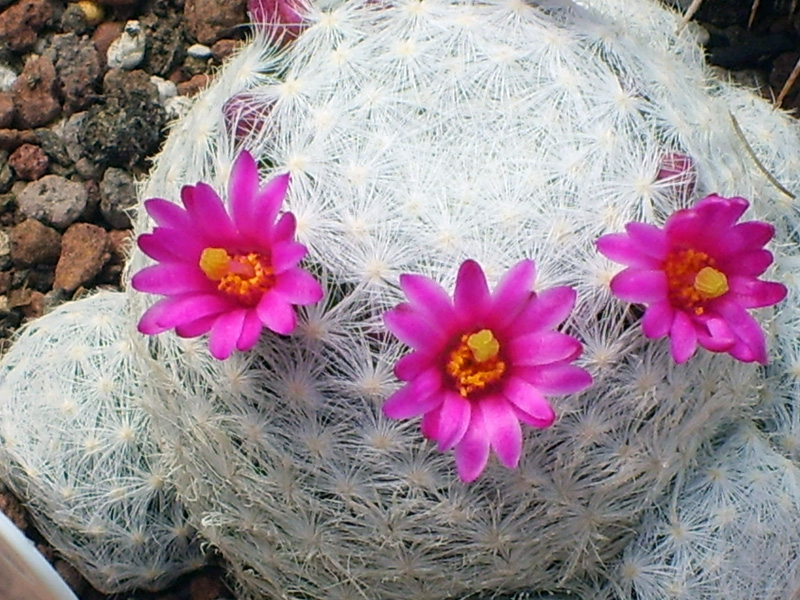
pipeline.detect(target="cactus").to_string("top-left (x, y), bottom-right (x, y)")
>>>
top-left (2, 0), bottom-right (800, 598)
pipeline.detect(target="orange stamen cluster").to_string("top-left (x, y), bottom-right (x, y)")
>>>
top-left (663, 248), bottom-right (729, 315)
top-left (445, 329), bottom-right (506, 398)
top-left (199, 247), bottom-right (275, 306)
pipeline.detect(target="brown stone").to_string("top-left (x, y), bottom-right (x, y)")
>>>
top-left (91, 21), bottom-right (124, 64)
top-left (8, 143), bottom-right (49, 181)
top-left (0, 128), bottom-right (38, 151)
top-left (188, 572), bottom-right (227, 600)
top-left (10, 218), bottom-right (62, 267)
top-left (211, 38), bottom-right (241, 63)
top-left (177, 73), bottom-right (211, 97)
top-left (0, 271), bottom-right (11, 294)
top-left (54, 222), bottom-right (110, 291)
top-left (0, 93), bottom-right (14, 129)
top-left (12, 56), bottom-right (62, 129)
top-left (107, 228), bottom-right (132, 264)
top-left (20, 289), bottom-right (45, 318)
top-left (48, 33), bottom-right (103, 113)
top-left (184, 0), bottom-right (246, 45)
top-left (0, 0), bottom-right (60, 52)
top-left (0, 492), bottom-right (28, 531)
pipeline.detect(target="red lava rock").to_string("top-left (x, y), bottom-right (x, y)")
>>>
top-left (8, 143), bottom-right (49, 181)
top-left (211, 38), bottom-right (241, 63)
top-left (20, 289), bottom-right (46, 319)
top-left (188, 572), bottom-right (227, 600)
top-left (91, 21), bottom-right (125, 64)
top-left (49, 33), bottom-right (103, 113)
top-left (12, 56), bottom-right (62, 129)
top-left (54, 222), bottom-right (110, 291)
top-left (0, 129), bottom-right (38, 151)
top-left (0, 0), bottom-right (60, 52)
top-left (0, 271), bottom-right (11, 294)
top-left (9, 218), bottom-right (62, 267)
top-left (177, 73), bottom-right (211, 97)
top-left (184, 0), bottom-right (247, 45)
top-left (0, 492), bottom-right (28, 531)
top-left (0, 93), bottom-right (14, 129)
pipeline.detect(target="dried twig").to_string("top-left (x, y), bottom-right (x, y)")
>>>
top-left (748, 0), bottom-right (761, 29)
top-left (730, 112), bottom-right (796, 200)
top-left (776, 55), bottom-right (800, 108)
top-left (679, 0), bottom-right (705, 28)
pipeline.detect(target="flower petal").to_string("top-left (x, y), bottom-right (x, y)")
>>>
top-left (455, 406), bottom-right (490, 482)
top-left (175, 314), bottom-right (217, 338)
top-left (728, 276), bottom-right (787, 309)
top-left (394, 351), bottom-right (432, 381)
top-left (384, 304), bottom-right (447, 350)
top-left (252, 173), bottom-right (291, 234)
top-left (183, 182), bottom-right (238, 241)
top-left (256, 291), bottom-right (297, 335)
top-left (272, 212), bottom-right (297, 243)
top-left (669, 310), bottom-right (698, 363)
top-left (507, 331), bottom-right (582, 366)
top-left (696, 316), bottom-right (736, 352)
top-left (715, 298), bottom-right (769, 364)
top-left (273, 268), bottom-right (323, 305)
top-left (144, 198), bottom-right (190, 229)
top-left (209, 309), bottom-right (247, 359)
top-left (717, 249), bottom-right (774, 277)
top-left (229, 150), bottom-right (260, 233)
top-left (138, 294), bottom-right (233, 334)
top-left (727, 221), bottom-right (775, 253)
top-left (237, 310), bottom-right (264, 351)
top-left (625, 222), bottom-right (669, 258)
top-left (610, 269), bottom-right (668, 303)
top-left (454, 259), bottom-right (491, 321)
top-left (436, 391), bottom-right (471, 451)
top-left (502, 376), bottom-right (555, 428)
top-left (137, 232), bottom-right (183, 262)
top-left (693, 195), bottom-right (749, 229)
top-left (514, 364), bottom-right (592, 395)
top-left (490, 259), bottom-right (537, 328)
top-left (131, 263), bottom-right (213, 295)
top-left (596, 233), bottom-right (662, 268)
top-left (514, 286), bottom-right (576, 333)
top-left (271, 241), bottom-right (308, 273)
top-left (480, 395), bottom-right (522, 469)
top-left (641, 301), bottom-right (673, 339)
top-left (382, 368), bottom-right (443, 419)
top-left (399, 273), bottom-right (454, 326)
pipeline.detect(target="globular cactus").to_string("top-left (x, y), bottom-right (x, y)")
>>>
top-left (2, 0), bottom-right (800, 598)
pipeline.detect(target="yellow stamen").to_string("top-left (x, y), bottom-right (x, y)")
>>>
top-left (693, 266), bottom-right (728, 299)
top-left (199, 248), bottom-right (232, 280)
top-left (199, 247), bottom-right (274, 306)
top-left (446, 329), bottom-right (505, 398)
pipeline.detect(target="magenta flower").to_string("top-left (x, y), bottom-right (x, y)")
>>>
top-left (383, 259), bottom-right (592, 482)
top-left (597, 194), bottom-right (787, 364)
top-left (132, 151), bottom-right (323, 360)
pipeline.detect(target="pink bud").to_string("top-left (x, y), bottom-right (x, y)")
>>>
top-left (223, 93), bottom-right (274, 144)
top-left (248, 0), bottom-right (307, 45)
top-left (657, 152), bottom-right (696, 198)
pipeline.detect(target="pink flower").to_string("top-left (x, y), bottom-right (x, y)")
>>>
top-left (383, 259), bottom-right (592, 482)
top-left (132, 151), bottom-right (323, 360)
top-left (597, 194), bottom-right (787, 364)
top-left (248, 0), bottom-right (306, 44)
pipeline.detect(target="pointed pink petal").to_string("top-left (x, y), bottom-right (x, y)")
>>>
top-left (420, 409), bottom-right (439, 440)
top-left (137, 232), bottom-right (183, 262)
top-left (175, 314), bottom-right (217, 338)
top-left (140, 226), bottom-right (206, 262)
top-left (455, 406), bottom-right (490, 482)
top-left (138, 294), bottom-right (233, 334)
top-left (717, 249), bottom-right (773, 277)
top-left (183, 182), bottom-right (238, 241)
top-left (610, 269), bottom-right (668, 303)
top-left (272, 212), bottom-right (297, 243)
top-left (454, 260), bottom-right (490, 321)
top-left (209, 309), bottom-right (247, 359)
top-left (726, 221), bottom-right (775, 252)
top-left (716, 298), bottom-right (768, 364)
top-left (394, 351), bottom-right (433, 381)
top-left (696, 316), bottom-right (736, 352)
top-left (436, 391), bottom-right (471, 451)
top-left (693, 195), bottom-right (749, 229)
top-left (229, 151), bottom-right (260, 233)
top-left (507, 331), bottom-right (582, 366)
top-left (271, 241), bottom-right (308, 273)
top-left (382, 368), bottom-right (443, 419)
top-left (625, 222), bottom-right (669, 258)
top-left (399, 273), bottom-right (454, 326)
top-left (480, 395), bottom-right (522, 469)
top-left (145, 198), bottom-right (190, 229)
top-left (490, 259), bottom-right (537, 327)
top-left (641, 301), bottom-right (674, 338)
top-left (252, 173), bottom-right (291, 233)
top-left (131, 263), bottom-right (213, 295)
top-left (384, 304), bottom-right (446, 350)
top-left (502, 376), bottom-right (555, 428)
top-left (273, 268), bottom-right (323, 305)
top-left (237, 310), bottom-right (264, 351)
top-left (596, 233), bottom-right (662, 268)
top-left (514, 286), bottom-right (576, 333)
top-left (669, 311), bottom-right (698, 363)
top-left (727, 276), bottom-right (787, 308)
top-left (256, 291), bottom-right (297, 335)
top-left (513, 364), bottom-right (592, 395)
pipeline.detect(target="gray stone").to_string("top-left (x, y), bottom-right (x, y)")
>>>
top-left (100, 167), bottom-right (136, 229)
top-left (18, 175), bottom-right (88, 229)
top-left (0, 229), bottom-right (10, 270)
top-left (0, 151), bottom-right (12, 193)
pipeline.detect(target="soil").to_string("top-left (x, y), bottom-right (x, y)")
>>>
top-left (0, 0), bottom-right (798, 599)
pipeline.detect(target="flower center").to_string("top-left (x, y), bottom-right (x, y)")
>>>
top-left (663, 249), bottom-right (729, 315)
top-left (445, 329), bottom-right (506, 398)
top-left (199, 247), bottom-right (275, 306)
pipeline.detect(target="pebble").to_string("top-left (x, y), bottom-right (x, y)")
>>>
top-left (0, 492), bottom-right (27, 531)
top-left (177, 73), bottom-right (211, 97)
top-left (0, 229), bottom-right (10, 270)
top-left (9, 218), bottom-right (62, 268)
top-left (8, 144), bottom-right (49, 181)
top-left (0, 153), bottom-right (12, 193)
top-left (184, 0), bottom-right (247, 45)
top-left (47, 32), bottom-right (103, 113)
top-left (187, 43), bottom-right (213, 59)
top-left (107, 20), bottom-right (147, 70)
top-left (76, 0), bottom-right (104, 26)
top-left (0, 92), bottom-right (14, 128)
top-left (100, 166), bottom-right (136, 228)
top-left (139, 12), bottom-right (186, 77)
top-left (53, 222), bottom-right (110, 291)
top-left (211, 38), bottom-right (240, 63)
top-left (18, 174), bottom-right (88, 229)
top-left (11, 55), bottom-right (62, 129)
top-left (0, 0), bottom-right (60, 52)
top-left (92, 21), bottom-right (125, 63)
top-left (164, 95), bottom-right (193, 121)
top-left (0, 64), bottom-right (17, 92)
top-left (151, 75), bottom-right (178, 104)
